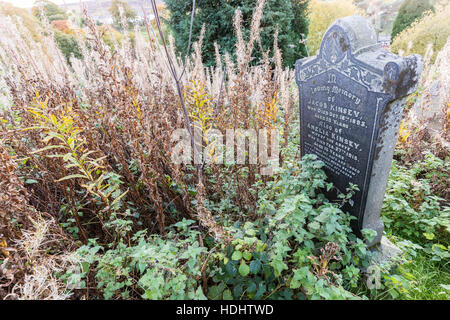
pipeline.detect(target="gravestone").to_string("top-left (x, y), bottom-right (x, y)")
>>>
top-left (295, 16), bottom-right (423, 247)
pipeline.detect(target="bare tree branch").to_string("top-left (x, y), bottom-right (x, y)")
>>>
top-left (147, 0), bottom-right (200, 181)
top-left (178, 0), bottom-right (196, 81)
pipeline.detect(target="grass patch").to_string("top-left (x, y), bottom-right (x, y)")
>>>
top-left (354, 242), bottom-right (449, 300)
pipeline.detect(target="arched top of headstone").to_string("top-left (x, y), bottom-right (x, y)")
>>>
top-left (319, 15), bottom-right (378, 59)
top-left (296, 15), bottom-right (423, 100)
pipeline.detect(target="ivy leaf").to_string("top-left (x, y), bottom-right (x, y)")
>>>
top-left (239, 261), bottom-right (250, 277)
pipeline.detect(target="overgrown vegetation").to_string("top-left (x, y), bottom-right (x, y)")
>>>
top-left (390, 0), bottom-right (433, 42)
top-left (0, 0), bottom-right (449, 300)
top-left (61, 156), bottom-right (377, 300)
top-left (354, 153), bottom-right (449, 300)
top-left (383, 155), bottom-right (449, 260)
top-left (391, 0), bottom-right (450, 63)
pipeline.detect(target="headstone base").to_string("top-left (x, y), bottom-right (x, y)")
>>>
top-left (369, 236), bottom-right (402, 266)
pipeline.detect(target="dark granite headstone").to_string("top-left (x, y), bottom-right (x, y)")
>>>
top-left (295, 16), bottom-right (423, 246)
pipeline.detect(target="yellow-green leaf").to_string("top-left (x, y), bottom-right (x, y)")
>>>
top-left (56, 174), bottom-right (88, 182)
top-left (30, 145), bottom-right (64, 154)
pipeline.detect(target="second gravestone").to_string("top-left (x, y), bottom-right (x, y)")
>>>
top-left (295, 16), bottom-right (423, 247)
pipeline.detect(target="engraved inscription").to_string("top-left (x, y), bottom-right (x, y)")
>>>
top-left (301, 70), bottom-right (374, 189)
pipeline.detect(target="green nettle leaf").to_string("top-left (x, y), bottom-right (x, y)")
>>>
top-left (308, 221), bottom-right (321, 231)
top-left (315, 211), bottom-right (329, 223)
top-left (325, 223), bottom-right (336, 235)
top-left (231, 250), bottom-right (242, 261)
top-left (271, 259), bottom-right (288, 277)
top-left (239, 261), bottom-right (250, 277)
top-left (290, 267), bottom-right (309, 289)
top-left (137, 262), bottom-right (146, 274)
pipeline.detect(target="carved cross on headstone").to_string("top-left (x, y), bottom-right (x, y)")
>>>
top-left (295, 16), bottom-right (423, 246)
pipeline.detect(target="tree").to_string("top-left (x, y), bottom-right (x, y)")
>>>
top-left (53, 29), bottom-right (82, 63)
top-left (31, 1), bottom-right (80, 64)
top-left (108, 0), bottom-right (137, 30)
top-left (165, 0), bottom-right (309, 67)
top-left (32, 0), bottom-right (68, 22)
top-left (292, 0), bottom-right (310, 44)
top-left (391, 0), bottom-right (433, 42)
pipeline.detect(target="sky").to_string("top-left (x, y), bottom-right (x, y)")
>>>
top-left (3, 0), bottom-right (81, 8)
